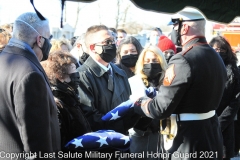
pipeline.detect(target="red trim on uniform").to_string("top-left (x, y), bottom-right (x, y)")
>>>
top-left (182, 46), bottom-right (193, 55)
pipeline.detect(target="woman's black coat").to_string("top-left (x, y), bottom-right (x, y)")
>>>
top-left (217, 61), bottom-right (240, 158)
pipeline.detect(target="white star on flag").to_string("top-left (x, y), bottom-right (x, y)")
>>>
top-left (72, 138), bottom-right (83, 148)
top-left (110, 111), bottom-right (120, 120)
top-left (106, 131), bottom-right (115, 140)
top-left (120, 136), bottom-right (130, 145)
top-left (96, 136), bottom-right (108, 147)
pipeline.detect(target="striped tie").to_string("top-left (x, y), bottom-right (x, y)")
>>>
top-left (107, 69), bottom-right (114, 91)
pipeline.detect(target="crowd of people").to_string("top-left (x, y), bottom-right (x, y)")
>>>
top-left (0, 7), bottom-right (240, 160)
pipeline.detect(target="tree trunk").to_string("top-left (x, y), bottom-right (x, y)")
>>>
top-left (115, 0), bottom-right (120, 29)
top-left (74, 3), bottom-right (81, 29)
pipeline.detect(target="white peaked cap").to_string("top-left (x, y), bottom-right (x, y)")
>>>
top-left (168, 7), bottom-right (205, 25)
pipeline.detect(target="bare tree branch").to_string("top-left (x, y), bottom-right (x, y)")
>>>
top-left (115, 0), bottom-right (120, 29)
top-left (74, 3), bottom-right (81, 29)
top-left (122, 4), bottom-right (130, 28)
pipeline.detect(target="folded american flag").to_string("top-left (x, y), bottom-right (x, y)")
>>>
top-left (101, 100), bottom-right (134, 121)
top-left (65, 130), bottom-right (130, 151)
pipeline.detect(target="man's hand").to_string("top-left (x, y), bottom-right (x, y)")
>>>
top-left (145, 87), bottom-right (157, 98)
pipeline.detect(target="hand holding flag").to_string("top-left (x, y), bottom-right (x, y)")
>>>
top-left (145, 87), bottom-right (157, 98)
top-left (101, 99), bottom-right (134, 121)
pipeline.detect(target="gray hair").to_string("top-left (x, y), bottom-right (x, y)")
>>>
top-left (13, 12), bottom-right (49, 44)
top-left (74, 33), bottom-right (87, 52)
top-left (186, 20), bottom-right (206, 36)
top-left (74, 33), bottom-right (85, 46)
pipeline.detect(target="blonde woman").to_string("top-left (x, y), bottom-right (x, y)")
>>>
top-left (50, 39), bottom-right (72, 53)
top-left (129, 45), bottom-right (167, 159)
top-left (135, 45), bottom-right (167, 88)
top-left (0, 28), bottom-right (12, 53)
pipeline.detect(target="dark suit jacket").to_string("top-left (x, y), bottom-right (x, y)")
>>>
top-left (115, 63), bottom-right (135, 78)
top-left (0, 44), bottom-right (61, 159)
top-left (78, 56), bottom-right (140, 134)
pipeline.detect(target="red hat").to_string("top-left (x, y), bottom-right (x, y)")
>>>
top-left (157, 35), bottom-right (176, 54)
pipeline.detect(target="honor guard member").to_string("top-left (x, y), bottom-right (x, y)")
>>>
top-left (133, 8), bottom-right (227, 159)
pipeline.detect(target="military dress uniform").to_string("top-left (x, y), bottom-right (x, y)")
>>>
top-left (134, 36), bottom-right (227, 160)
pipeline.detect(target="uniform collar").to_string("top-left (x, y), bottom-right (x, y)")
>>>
top-left (183, 36), bottom-right (207, 50)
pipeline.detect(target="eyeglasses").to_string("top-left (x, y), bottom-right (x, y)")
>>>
top-left (95, 39), bottom-right (115, 46)
top-left (213, 47), bottom-right (226, 52)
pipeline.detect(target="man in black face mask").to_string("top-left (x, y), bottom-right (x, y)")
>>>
top-left (129, 8), bottom-right (227, 159)
top-left (70, 33), bottom-right (90, 66)
top-left (0, 12), bottom-right (61, 157)
top-left (78, 25), bottom-right (140, 159)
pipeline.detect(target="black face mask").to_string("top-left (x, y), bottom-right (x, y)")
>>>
top-left (66, 72), bottom-right (80, 90)
top-left (121, 54), bottom-right (139, 67)
top-left (143, 63), bottom-right (162, 79)
top-left (79, 52), bottom-right (89, 64)
top-left (98, 44), bottom-right (116, 63)
top-left (165, 53), bottom-right (174, 63)
top-left (171, 29), bottom-right (181, 46)
top-left (218, 52), bottom-right (228, 62)
top-left (176, 46), bottom-right (182, 53)
top-left (40, 38), bottom-right (52, 61)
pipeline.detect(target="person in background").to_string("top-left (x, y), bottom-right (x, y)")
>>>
top-left (136, 45), bottom-right (167, 88)
top-left (237, 51), bottom-right (240, 151)
top-left (148, 27), bottom-right (163, 46)
top-left (70, 33), bottom-right (89, 65)
top-left (209, 36), bottom-right (240, 160)
top-left (129, 45), bottom-right (167, 159)
top-left (41, 51), bottom-right (91, 151)
top-left (0, 23), bottom-right (13, 33)
top-left (117, 28), bottom-right (127, 46)
top-left (109, 27), bottom-right (118, 44)
top-left (0, 27), bottom-right (12, 53)
top-left (50, 38), bottom-right (72, 53)
top-left (70, 36), bottom-right (79, 46)
top-left (109, 27), bottom-right (117, 34)
top-left (0, 12), bottom-right (60, 158)
top-left (167, 31), bottom-right (182, 54)
top-left (116, 36), bottom-right (143, 78)
top-left (109, 28), bottom-right (118, 63)
top-left (157, 35), bottom-right (176, 63)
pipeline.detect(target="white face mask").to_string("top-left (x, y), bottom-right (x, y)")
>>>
top-left (150, 36), bottom-right (159, 46)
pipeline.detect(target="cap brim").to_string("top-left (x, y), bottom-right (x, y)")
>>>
top-left (168, 21), bottom-right (178, 26)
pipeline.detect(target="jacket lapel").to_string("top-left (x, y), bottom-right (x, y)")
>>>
top-left (111, 64), bottom-right (125, 103)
